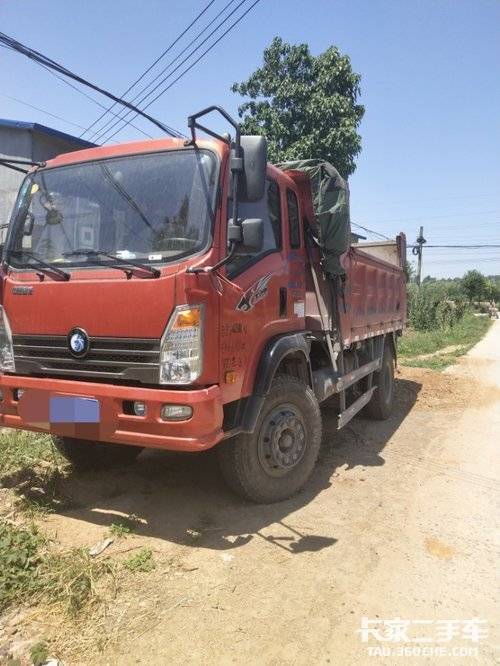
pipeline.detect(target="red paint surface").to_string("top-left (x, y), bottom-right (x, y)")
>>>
top-left (1, 139), bottom-right (406, 451)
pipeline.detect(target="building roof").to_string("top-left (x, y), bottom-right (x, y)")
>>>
top-left (0, 118), bottom-right (95, 148)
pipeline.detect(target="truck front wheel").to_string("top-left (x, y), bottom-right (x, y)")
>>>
top-left (52, 436), bottom-right (143, 471)
top-left (218, 375), bottom-right (322, 503)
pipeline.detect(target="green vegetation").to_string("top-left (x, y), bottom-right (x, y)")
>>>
top-left (123, 548), bottom-right (156, 573)
top-left (30, 641), bottom-right (50, 666)
top-left (232, 37), bottom-right (364, 178)
top-left (400, 312), bottom-right (492, 370)
top-left (401, 269), bottom-right (495, 370)
top-left (0, 429), bottom-right (61, 479)
top-left (0, 520), bottom-right (116, 616)
top-left (0, 429), bottom-right (67, 516)
top-left (0, 521), bottom-right (42, 612)
top-left (407, 283), bottom-right (468, 332)
top-left (108, 514), bottom-right (140, 538)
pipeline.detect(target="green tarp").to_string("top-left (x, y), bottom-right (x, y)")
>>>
top-left (278, 159), bottom-right (351, 276)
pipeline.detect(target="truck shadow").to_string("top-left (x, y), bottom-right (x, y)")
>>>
top-left (49, 376), bottom-right (421, 555)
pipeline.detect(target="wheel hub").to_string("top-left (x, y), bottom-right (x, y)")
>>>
top-left (258, 406), bottom-right (307, 476)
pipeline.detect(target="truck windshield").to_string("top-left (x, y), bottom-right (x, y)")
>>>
top-left (6, 148), bottom-right (218, 269)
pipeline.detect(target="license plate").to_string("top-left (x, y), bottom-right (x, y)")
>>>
top-left (49, 396), bottom-right (100, 423)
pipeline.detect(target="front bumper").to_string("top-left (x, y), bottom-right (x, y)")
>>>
top-left (0, 374), bottom-right (224, 451)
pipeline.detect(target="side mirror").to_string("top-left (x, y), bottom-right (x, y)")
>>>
top-left (229, 218), bottom-right (263, 255)
top-left (239, 135), bottom-right (267, 202)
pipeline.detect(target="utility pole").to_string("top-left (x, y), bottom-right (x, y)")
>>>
top-left (413, 226), bottom-right (427, 285)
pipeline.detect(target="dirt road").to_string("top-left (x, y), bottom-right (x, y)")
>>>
top-left (38, 322), bottom-right (499, 664)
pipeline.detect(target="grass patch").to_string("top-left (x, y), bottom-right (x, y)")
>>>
top-left (0, 520), bottom-right (116, 617)
top-left (0, 429), bottom-right (68, 515)
top-left (30, 641), bottom-right (50, 666)
top-left (0, 429), bottom-right (62, 479)
top-left (108, 514), bottom-right (140, 538)
top-left (0, 521), bottom-right (43, 611)
top-left (399, 313), bottom-right (492, 370)
top-left (123, 548), bottom-right (155, 573)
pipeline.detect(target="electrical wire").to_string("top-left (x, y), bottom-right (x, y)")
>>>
top-left (95, 0), bottom-right (249, 143)
top-left (351, 222), bottom-right (390, 240)
top-left (80, 0), bottom-right (217, 139)
top-left (91, 0), bottom-right (241, 143)
top-left (0, 92), bottom-right (90, 133)
top-left (0, 44), bottom-right (153, 140)
top-left (357, 209), bottom-right (500, 225)
top-left (409, 244), bottom-right (500, 249)
top-left (0, 31), bottom-right (183, 138)
top-left (98, 0), bottom-right (262, 144)
top-left (38, 63), bottom-right (154, 140)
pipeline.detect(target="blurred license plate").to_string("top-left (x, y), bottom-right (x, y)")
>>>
top-left (49, 396), bottom-right (100, 423)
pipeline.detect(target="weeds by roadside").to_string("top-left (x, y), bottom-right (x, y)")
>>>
top-left (108, 514), bottom-right (141, 538)
top-left (0, 429), bottom-right (63, 479)
top-left (0, 520), bottom-right (117, 616)
top-left (123, 548), bottom-right (156, 573)
top-left (399, 313), bottom-right (492, 370)
top-left (0, 429), bottom-right (69, 518)
top-left (0, 521), bottom-right (43, 612)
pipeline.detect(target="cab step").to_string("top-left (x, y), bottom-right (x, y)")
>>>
top-left (336, 387), bottom-right (376, 430)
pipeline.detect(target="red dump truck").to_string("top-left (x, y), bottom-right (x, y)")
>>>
top-left (0, 106), bottom-right (406, 503)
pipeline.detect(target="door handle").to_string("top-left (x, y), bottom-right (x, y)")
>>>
top-left (279, 287), bottom-right (287, 317)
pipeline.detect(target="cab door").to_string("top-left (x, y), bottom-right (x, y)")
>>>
top-left (219, 176), bottom-right (304, 404)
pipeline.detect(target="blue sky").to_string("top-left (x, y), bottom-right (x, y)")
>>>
top-left (1, 0), bottom-right (499, 278)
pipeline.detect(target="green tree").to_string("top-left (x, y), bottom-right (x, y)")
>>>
top-left (461, 270), bottom-right (488, 304)
top-left (232, 37), bottom-right (364, 178)
top-left (485, 280), bottom-right (500, 304)
top-left (404, 261), bottom-right (416, 283)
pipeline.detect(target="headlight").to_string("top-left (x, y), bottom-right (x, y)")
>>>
top-left (0, 306), bottom-right (15, 372)
top-left (159, 305), bottom-right (203, 384)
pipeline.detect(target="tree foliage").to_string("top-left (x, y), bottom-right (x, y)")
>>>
top-left (461, 270), bottom-right (488, 304)
top-left (232, 37), bottom-right (364, 178)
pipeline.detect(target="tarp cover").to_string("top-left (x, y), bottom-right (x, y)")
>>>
top-left (278, 159), bottom-right (351, 276)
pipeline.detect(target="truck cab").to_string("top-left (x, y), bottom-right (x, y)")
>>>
top-left (0, 107), bottom-right (406, 503)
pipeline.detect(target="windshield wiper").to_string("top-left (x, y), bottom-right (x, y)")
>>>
top-left (62, 249), bottom-right (160, 278)
top-left (9, 250), bottom-right (70, 281)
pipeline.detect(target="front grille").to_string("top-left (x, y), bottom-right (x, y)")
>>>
top-left (12, 335), bottom-right (160, 383)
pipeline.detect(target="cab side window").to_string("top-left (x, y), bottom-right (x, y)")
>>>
top-left (227, 179), bottom-right (282, 277)
top-left (286, 189), bottom-right (301, 248)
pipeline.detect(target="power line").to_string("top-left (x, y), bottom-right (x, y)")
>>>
top-left (0, 92), bottom-right (90, 133)
top-left (91, 0), bottom-right (241, 143)
top-left (408, 243), bottom-right (500, 250)
top-left (95, 0), bottom-right (249, 144)
top-left (357, 209), bottom-right (500, 225)
top-left (351, 222), bottom-right (390, 240)
top-left (0, 43), bottom-right (151, 140)
top-left (38, 63), bottom-right (154, 140)
top-left (99, 0), bottom-right (262, 144)
top-left (80, 0), bottom-right (217, 139)
top-left (0, 31), bottom-right (184, 138)
top-left (423, 257), bottom-right (500, 264)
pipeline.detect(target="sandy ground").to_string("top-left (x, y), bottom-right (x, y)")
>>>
top-left (16, 322), bottom-right (500, 664)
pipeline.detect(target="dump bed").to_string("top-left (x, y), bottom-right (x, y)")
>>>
top-left (304, 236), bottom-right (407, 346)
top-left (336, 240), bottom-right (407, 346)
top-left (283, 167), bottom-right (407, 347)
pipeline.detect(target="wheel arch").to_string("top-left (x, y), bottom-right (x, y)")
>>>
top-left (225, 332), bottom-right (313, 436)
top-left (253, 333), bottom-right (313, 396)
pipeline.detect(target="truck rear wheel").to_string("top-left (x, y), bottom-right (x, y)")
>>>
top-left (366, 344), bottom-right (395, 420)
top-left (52, 436), bottom-right (143, 471)
top-left (218, 375), bottom-right (322, 503)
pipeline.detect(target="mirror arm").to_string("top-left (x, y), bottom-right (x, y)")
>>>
top-left (186, 242), bottom-right (237, 274)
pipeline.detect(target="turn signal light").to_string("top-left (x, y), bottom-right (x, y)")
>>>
top-left (172, 307), bottom-right (201, 329)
